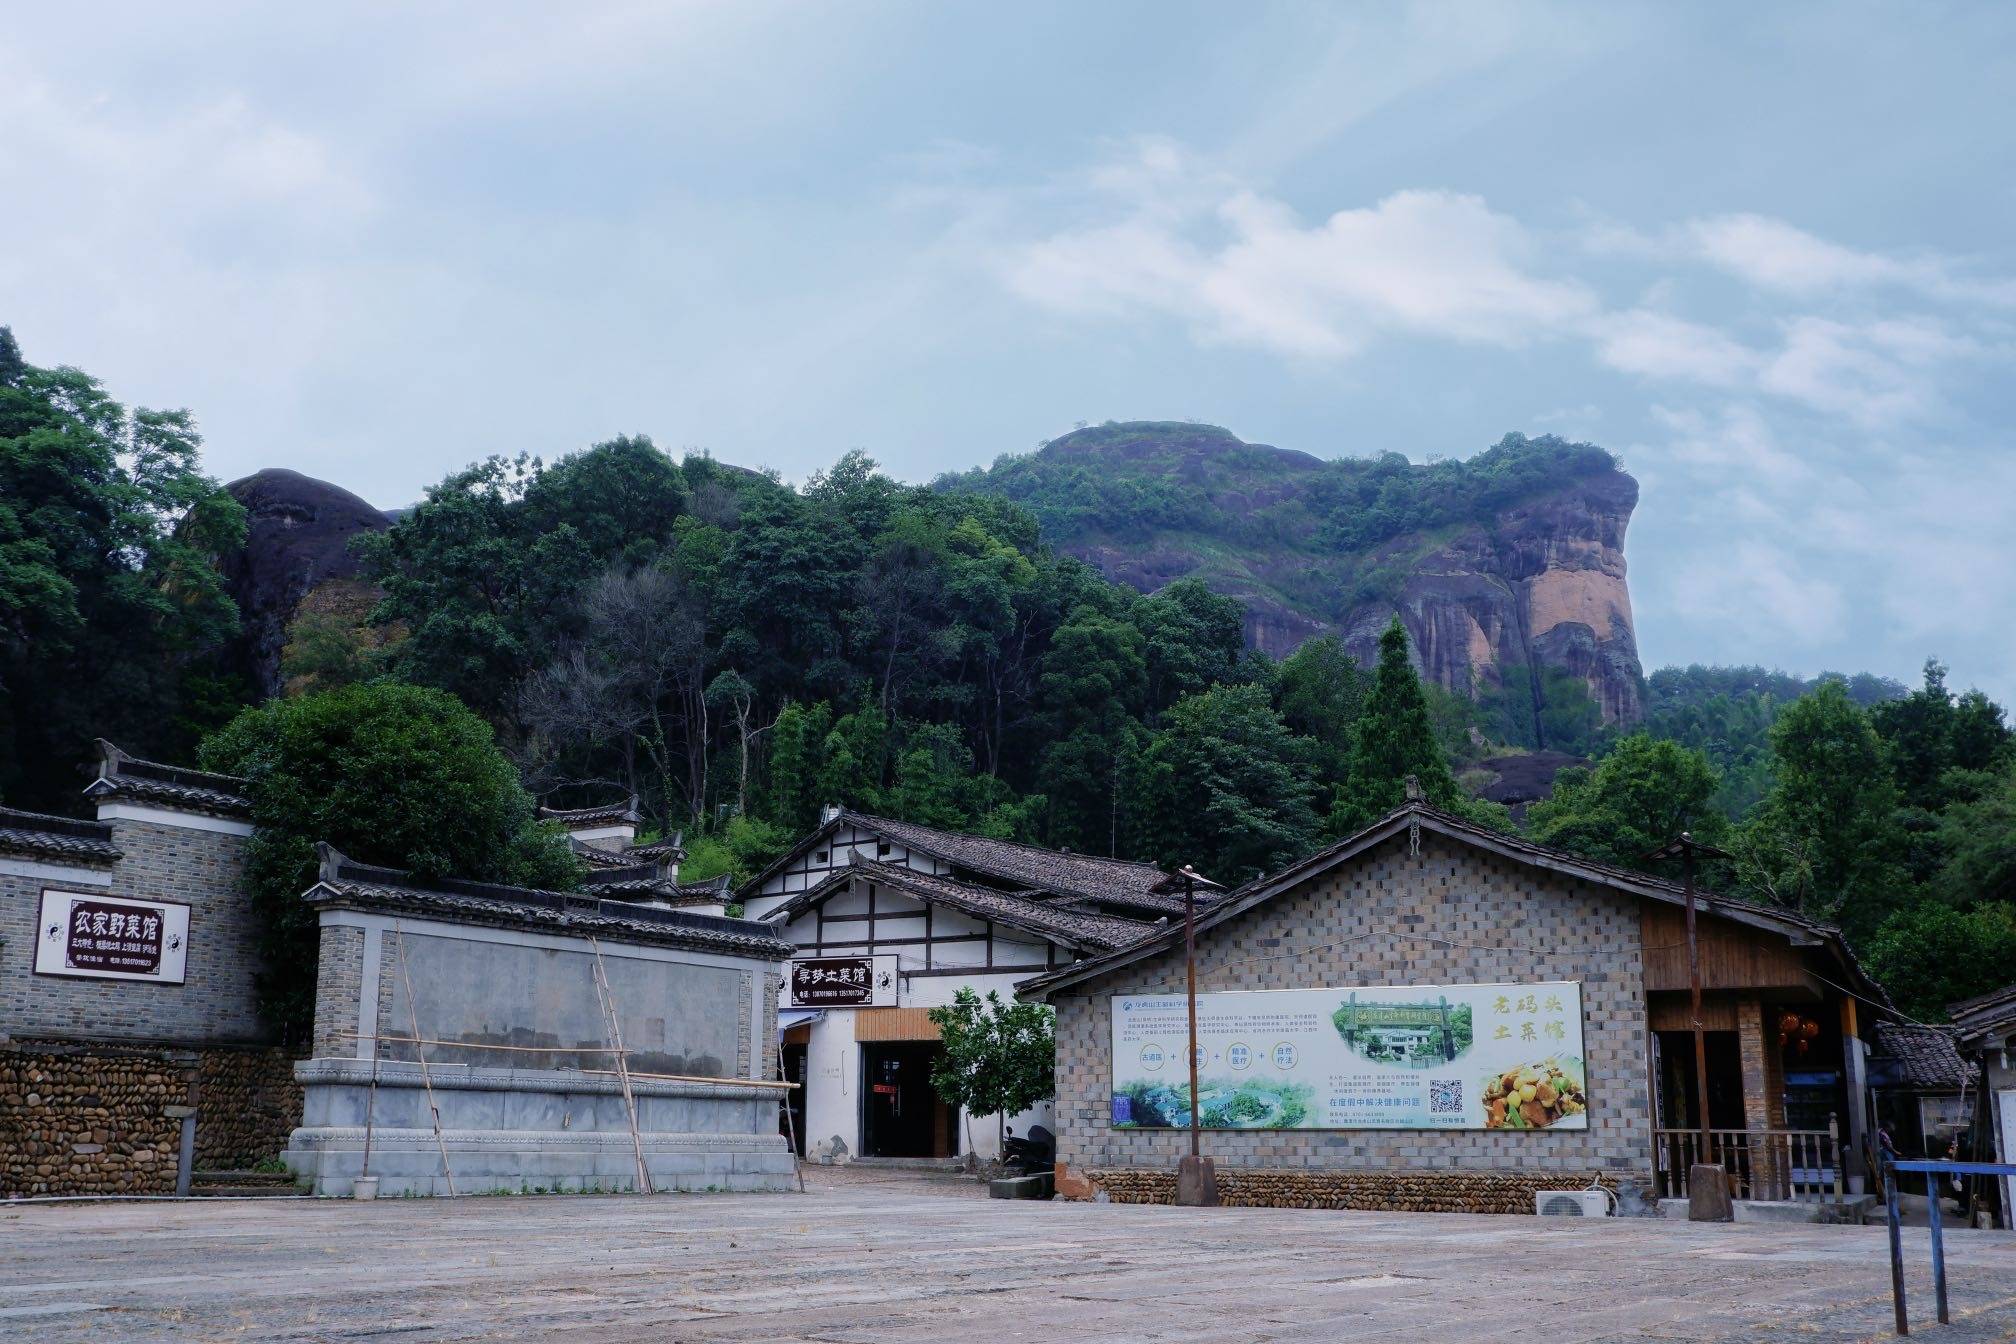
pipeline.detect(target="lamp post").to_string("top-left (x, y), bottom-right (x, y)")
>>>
top-left (1174, 863), bottom-right (1223, 1207)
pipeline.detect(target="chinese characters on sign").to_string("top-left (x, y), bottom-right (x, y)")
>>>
top-left (34, 889), bottom-right (190, 984)
top-left (1109, 980), bottom-right (1586, 1132)
top-left (786, 954), bottom-right (899, 1008)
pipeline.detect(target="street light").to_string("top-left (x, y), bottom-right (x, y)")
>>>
top-left (1174, 862), bottom-right (1224, 1207)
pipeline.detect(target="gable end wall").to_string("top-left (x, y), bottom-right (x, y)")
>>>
top-left (1049, 831), bottom-right (1652, 1176)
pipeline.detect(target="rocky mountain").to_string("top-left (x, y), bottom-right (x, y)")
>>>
top-left (216, 468), bottom-right (391, 699)
top-left (942, 422), bottom-right (1644, 728)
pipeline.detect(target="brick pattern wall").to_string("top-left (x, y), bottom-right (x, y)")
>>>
top-left (1051, 830), bottom-right (1652, 1178)
top-left (0, 817), bottom-right (262, 1044)
top-left (736, 970), bottom-right (754, 1078)
top-left (1085, 1167), bottom-right (1624, 1214)
top-left (760, 971), bottom-right (781, 1082)
top-left (311, 925), bottom-right (366, 1058)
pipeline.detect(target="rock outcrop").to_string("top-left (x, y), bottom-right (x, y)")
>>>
top-left (1342, 469), bottom-right (1642, 724)
top-left (216, 469), bottom-right (391, 700)
top-left (951, 422), bottom-right (1645, 728)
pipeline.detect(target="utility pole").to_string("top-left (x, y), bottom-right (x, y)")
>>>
top-left (1646, 831), bottom-right (1733, 1220)
top-left (1174, 863), bottom-right (1222, 1207)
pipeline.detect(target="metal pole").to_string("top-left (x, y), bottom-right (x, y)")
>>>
top-left (1886, 1159), bottom-right (1909, 1336)
top-left (1926, 1173), bottom-right (1949, 1325)
top-left (1184, 871), bottom-right (1200, 1159)
top-left (1682, 836), bottom-right (1711, 1147)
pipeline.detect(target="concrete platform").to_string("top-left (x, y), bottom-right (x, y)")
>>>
top-left (3, 1172), bottom-right (2013, 1341)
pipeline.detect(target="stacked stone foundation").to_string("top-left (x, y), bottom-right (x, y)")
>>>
top-left (1064, 1163), bottom-right (1633, 1215)
top-left (0, 1042), bottom-right (305, 1197)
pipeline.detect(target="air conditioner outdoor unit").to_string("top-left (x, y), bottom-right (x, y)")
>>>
top-left (1534, 1189), bottom-right (1612, 1217)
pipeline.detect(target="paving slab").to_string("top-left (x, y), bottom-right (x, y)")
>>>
top-left (0, 1173), bottom-right (2011, 1343)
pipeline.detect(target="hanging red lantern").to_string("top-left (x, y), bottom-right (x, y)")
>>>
top-left (1802, 1019), bottom-right (1820, 1039)
top-left (1778, 1031), bottom-right (1789, 1047)
top-left (1780, 1013), bottom-right (1802, 1035)
top-left (1796, 1038), bottom-right (1810, 1055)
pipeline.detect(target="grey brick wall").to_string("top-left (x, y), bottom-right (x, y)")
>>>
top-left (759, 971), bottom-right (781, 1082)
top-left (0, 818), bottom-right (264, 1045)
top-left (311, 925), bottom-right (366, 1058)
top-left (1051, 830), bottom-right (1652, 1176)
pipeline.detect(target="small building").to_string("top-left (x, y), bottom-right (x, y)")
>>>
top-left (1866, 1021), bottom-right (1975, 1160)
top-left (0, 742), bottom-right (297, 1196)
top-left (284, 845), bottom-right (798, 1195)
top-left (1019, 799), bottom-right (1888, 1213)
top-left (540, 801), bottom-right (731, 915)
top-left (740, 810), bottom-right (1209, 1162)
top-left (1950, 983), bottom-right (2016, 1227)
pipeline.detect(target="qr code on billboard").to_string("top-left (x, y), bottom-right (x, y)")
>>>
top-left (1429, 1079), bottom-right (1463, 1114)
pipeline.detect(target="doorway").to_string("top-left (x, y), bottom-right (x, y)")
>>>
top-left (1656, 1029), bottom-right (1747, 1130)
top-left (781, 1042), bottom-right (808, 1156)
top-left (861, 1043), bottom-right (957, 1158)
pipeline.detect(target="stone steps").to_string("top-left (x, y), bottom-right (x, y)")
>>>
top-left (189, 1169), bottom-right (304, 1198)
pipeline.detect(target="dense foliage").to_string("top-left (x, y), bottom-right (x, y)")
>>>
top-left (201, 681), bottom-right (581, 1038)
top-left (0, 328), bottom-right (248, 809)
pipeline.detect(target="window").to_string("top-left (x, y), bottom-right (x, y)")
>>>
top-left (876, 841), bottom-right (891, 857)
top-left (815, 850), bottom-right (829, 864)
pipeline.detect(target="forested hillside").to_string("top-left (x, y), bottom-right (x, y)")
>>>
top-left (4, 328), bottom-right (2012, 1022)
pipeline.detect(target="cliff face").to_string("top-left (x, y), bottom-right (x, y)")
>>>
top-left (1343, 468), bottom-right (1642, 724)
top-left (216, 468), bottom-right (391, 699)
top-left (949, 422), bottom-right (1644, 729)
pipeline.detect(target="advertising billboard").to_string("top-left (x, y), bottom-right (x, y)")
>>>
top-left (1109, 981), bottom-right (1585, 1131)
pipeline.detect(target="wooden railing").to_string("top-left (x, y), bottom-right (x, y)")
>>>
top-left (1654, 1118), bottom-right (1843, 1201)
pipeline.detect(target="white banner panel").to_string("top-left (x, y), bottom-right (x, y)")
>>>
top-left (34, 888), bottom-right (190, 984)
top-left (1110, 981), bottom-right (1586, 1131)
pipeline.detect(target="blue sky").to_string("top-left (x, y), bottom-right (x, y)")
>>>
top-left (4, 2), bottom-right (2012, 699)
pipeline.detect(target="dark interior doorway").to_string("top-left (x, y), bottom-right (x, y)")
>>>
top-left (781, 1043), bottom-right (808, 1156)
top-left (861, 1042), bottom-right (957, 1158)
top-left (1656, 1029), bottom-right (1747, 1130)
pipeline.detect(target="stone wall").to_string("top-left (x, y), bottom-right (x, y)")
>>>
top-left (0, 815), bottom-right (264, 1044)
top-left (1049, 830), bottom-right (1652, 1180)
top-left (195, 1047), bottom-right (305, 1169)
top-left (1080, 1166), bottom-right (1624, 1215)
top-left (0, 1042), bottom-right (305, 1195)
top-left (0, 1045), bottom-right (185, 1195)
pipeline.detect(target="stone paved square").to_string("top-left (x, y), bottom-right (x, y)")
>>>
top-left (1, 1174), bottom-right (2012, 1343)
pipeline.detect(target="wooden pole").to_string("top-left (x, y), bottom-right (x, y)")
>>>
top-left (1682, 836), bottom-right (1711, 1146)
top-left (587, 934), bottom-right (654, 1195)
top-left (392, 923), bottom-right (457, 1197)
top-left (1886, 1159), bottom-right (1909, 1336)
top-left (1184, 870), bottom-right (1200, 1159)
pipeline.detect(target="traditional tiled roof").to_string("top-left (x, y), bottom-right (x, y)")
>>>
top-left (579, 857), bottom-right (680, 900)
top-left (1018, 801), bottom-right (1889, 1003)
top-left (305, 844), bottom-right (789, 959)
top-left (766, 855), bottom-right (1160, 954)
top-left (785, 811), bottom-right (1212, 917)
top-left (0, 806), bottom-right (122, 864)
top-left (673, 874), bottom-right (733, 905)
top-left (569, 834), bottom-right (686, 871)
top-left (537, 799), bottom-right (642, 829)
top-left (1949, 983), bottom-right (2016, 1049)
top-left (626, 833), bottom-right (686, 861)
top-left (83, 740), bottom-right (250, 819)
top-left (1869, 1022), bottom-right (1975, 1091)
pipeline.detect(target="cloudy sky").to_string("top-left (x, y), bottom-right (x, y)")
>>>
top-left (5, 2), bottom-right (2012, 698)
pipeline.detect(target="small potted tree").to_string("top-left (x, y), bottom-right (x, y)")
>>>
top-left (926, 988), bottom-right (1056, 1196)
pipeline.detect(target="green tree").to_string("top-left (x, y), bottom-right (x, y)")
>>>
top-left (679, 813), bottom-right (795, 890)
top-left (1863, 902), bottom-right (2016, 1023)
top-left (1127, 682), bottom-right (1319, 880)
top-left (1932, 760), bottom-right (2016, 905)
top-left (1274, 635), bottom-right (1368, 791)
top-left (1034, 607), bottom-right (1149, 854)
top-left (0, 327), bottom-right (248, 808)
top-left (1135, 579), bottom-right (1245, 713)
top-left (1330, 618), bottom-right (1504, 835)
top-left (1526, 735), bottom-right (1723, 869)
top-left (926, 987), bottom-right (1057, 1154)
top-left (1731, 681), bottom-right (1906, 940)
top-left (766, 700), bottom-right (834, 833)
top-left (201, 682), bottom-right (581, 1039)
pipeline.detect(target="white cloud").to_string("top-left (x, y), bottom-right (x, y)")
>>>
top-left (1593, 310), bottom-right (1758, 388)
top-left (1008, 181), bottom-right (1596, 361)
top-left (1663, 538), bottom-right (1849, 648)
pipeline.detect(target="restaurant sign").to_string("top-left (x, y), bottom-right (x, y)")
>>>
top-left (35, 889), bottom-right (190, 984)
top-left (1110, 980), bottom-right (1587, 1131)
top-left (787, 954), bottom-right (898, 1008)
